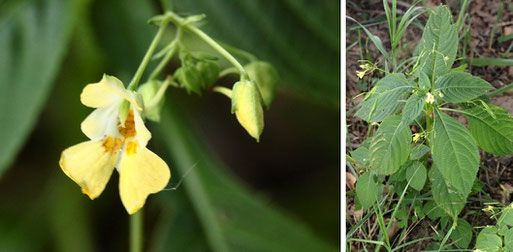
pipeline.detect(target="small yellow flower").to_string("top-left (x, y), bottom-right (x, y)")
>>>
top-left (60, 75), bottom-right (171, 214)
top-left (425, 92), bottom-right (435, 104)
top-left (438, 92), bottom-right (444, 97)
top-left (356, 70), bottom-right (366, 79)
top-left (443, 56), bottom-right (449, 61)
top-left (484, 205), bottom-right (494, 212)
top-left (412, 133), bottom-right (421, 142)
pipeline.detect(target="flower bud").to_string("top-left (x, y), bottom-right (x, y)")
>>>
top-left (245, 61), bottom-right (279, 109)
top-left (231, 80), bottom-right (264, 142)
top-left (138, 80), bottom-right (165, 122)
top-left (175, 65), bottom-right (203, 95)
top-left (196, 59), bottom-right (220, 89)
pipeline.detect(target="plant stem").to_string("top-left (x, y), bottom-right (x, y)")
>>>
top-left (130, 210), bottom-right (143, 252)
top-left (128, 22), bottom-right (168, 91)
top-left (212, 86), bottom-right (233, 98)
top-left (162, 11), bottom-right (249, 80)
top-left (186, 25), bottom-right (249, 79)
top-left (455, 0), bottom-right (469, 32)
top-left (217, 41), bottom-right (258, 62)
top-left (149, 27), bottom-right (182, 81)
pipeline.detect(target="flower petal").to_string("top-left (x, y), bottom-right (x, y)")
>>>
top-left (119, 144), bottom-right (170, 214)
top-left (81, 106), bottom-right (121, 141)
top-left (59, 140), bottom-right (120, 199)
top-left (81, 74), bottom-right (141, 110)
top-left (133, 108), bottom-right (151, 147)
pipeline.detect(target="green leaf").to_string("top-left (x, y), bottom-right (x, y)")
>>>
top-left (498, 205), bottom-right (513, 228)
top-left (156, 106), bottom-right (335, 252)
top-left (0, 0), bottom-right (88, 177)
top-left (429, 164), bottom-right (467, 219)
top-left (434, 72), bottom-right (494, 103)
top-left (356, 73), bottom-right (414, 122)
top-left (418, 71), bottom-right (431, 91)
top-left (173, 0), bottom-right (340, 106)
top-left (369, 115), bottom-right (412, 175)
top-left (405, 161), bottom-right (426, 191)
top-left (410, 144), bottom-right (430, 160)
top-left (355, 172), bottom-right (381, 210)
top-left (416, 5), bottom-right (458, 80)
top-left (347, 16), bottom-right (391, 63)
top-left (350, 146), bottom-right (369, 166)
top-left (475, 226), bottom-right (502, 251)
top-left (422, 200), bottom-right (449, 220)
top-left (464, 104), bottom-right (513, 156)
top-left (450, 218), bottom-right (472, 249)
top-left (431, 109), bottom-right (480, 196)
top-left (504, 228), bottom-right (513, 251)
top-left (402, 92), bottom-right (426, 124)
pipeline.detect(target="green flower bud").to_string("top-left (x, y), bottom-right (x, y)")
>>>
top-left (138, 80), bottom-right (165, 122)
top-left (244, 61), bottom-right (279, 109)
top-left (231, 80), bottom-right (264, 142)
top-left (196, 59), bottom-right (220, 89)
top-left (175, 65), bottom-right (203, 95)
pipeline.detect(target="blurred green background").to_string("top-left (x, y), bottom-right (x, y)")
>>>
top-left (0, 0), bottom-right (340, 251)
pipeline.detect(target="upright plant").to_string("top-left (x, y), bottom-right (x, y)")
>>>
top-left (349, 4), bottom-right (513, 250)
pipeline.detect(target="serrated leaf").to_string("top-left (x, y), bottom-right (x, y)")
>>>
top-left (350, 146), bottom-right (369, 166)
top-left (464, 104), bottom-right (513, 156)
top-left (450, 218), bottom-right (472, 249)
top-left (504, 228), bottom-right (513, 251)
top-left (402, 92), bottom-right (426, 124)
top-left (369, 115), bottom-right (412, 175)
top-left (355, 73), bottom-right (414, 122)
top-left (0, 0), bottom-right (88, 177)
top-left (410, 144), bottom-right (430, 160)
top-left (405, 161), bottom-right (426, 191)
top-left (418, 71), bottom-right (431, 91)
top-left (498, 205), bottom-right (513, 228)
top-left (431, 109), bottom-right (480, 196)
top-left (429, 164), bottom-right (467, 219)
top-left (422, 200), bottom-right (449, 220)
top-left (416, 5), bottom-right (458, 80)
top-left (434, 72), bottom-right (494, 103)
top-left (355, 172), bottom-right (381, 210)
top-left (389, 163), bottom-right (407, 182)
top-left (475, 226), bottom-right (502, 251)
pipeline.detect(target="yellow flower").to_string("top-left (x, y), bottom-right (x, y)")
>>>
top-left (356, 70), bottom-right (366, 79)
top-left (412, 133), bottom-right (421, 142)
top-left (59, 75), bottom-right (171, 214)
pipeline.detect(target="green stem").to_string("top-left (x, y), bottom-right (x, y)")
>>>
top-left (217, 41), bottom-right (258, 62)
top-left (162, 12), bottom-right (249, 80)
top-left (455, 0), bottom-right (469, 32)
top-left (146, 77), bottom-right (176, 111)
top-left (212, 86), bottom-right (233, 98)
top-left (128, 22), bottom-right (168, 91)
top-left (130, 210), bottom-right (143, 252)
top-left (187, 26), bottom-right (248, 80)
top-left (149, 27), bottom-right (183, 81)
